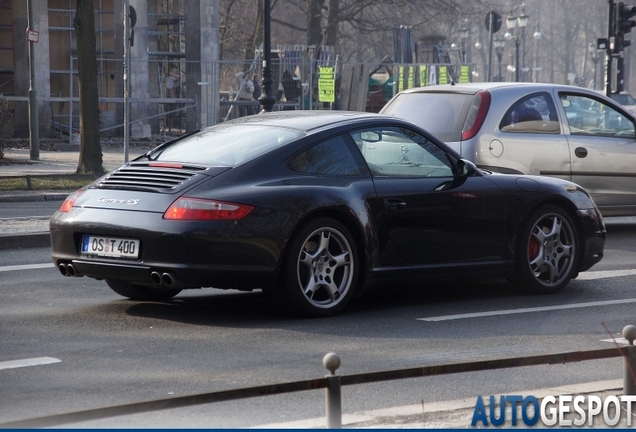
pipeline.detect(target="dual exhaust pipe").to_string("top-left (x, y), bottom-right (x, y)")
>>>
top-left (58, 262), bottom-right (177, 287)
top-left (58, 262), bottom-right (80, 277)
top-left (150, 271), bottom-right (177, 287)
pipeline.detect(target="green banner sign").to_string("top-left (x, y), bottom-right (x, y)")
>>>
top-left (318, 66), bottom-right (335, 103)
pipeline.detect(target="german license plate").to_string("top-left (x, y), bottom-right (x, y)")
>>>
top-left (81, 235), bottom-right (140, 259)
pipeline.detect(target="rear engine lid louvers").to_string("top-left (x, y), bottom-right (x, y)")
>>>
top-left (94, 162), bottom-right (208, 193)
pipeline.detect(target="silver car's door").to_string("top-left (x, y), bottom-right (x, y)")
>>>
top-left (557, 92), bottom-right (636, 216)
top-left (477, 91), bottom-right (571, 182)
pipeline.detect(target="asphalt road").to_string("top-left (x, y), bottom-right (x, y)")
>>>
top-left (1, 212), bottom-right (636, 427)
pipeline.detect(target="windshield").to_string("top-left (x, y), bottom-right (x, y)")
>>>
top-left (146, 125), bottom-right (305, 166)
top-left (611, 93), bottom-right (636, 106)
top-left (381, 92), bottom-right (471, 142)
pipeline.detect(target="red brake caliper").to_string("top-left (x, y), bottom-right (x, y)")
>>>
top-left (528, 230), bottom-right (540, 261)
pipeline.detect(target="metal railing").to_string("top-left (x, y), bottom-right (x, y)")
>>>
top-left (2, 325), bottom-right (636, 429)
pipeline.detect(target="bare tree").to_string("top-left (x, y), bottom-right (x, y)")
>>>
top-left (73, 0), bottom-right (104, 174)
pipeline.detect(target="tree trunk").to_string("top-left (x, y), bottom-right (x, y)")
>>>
top-left (73, 0), bottom-right (104, 174)
top-left (324, 0), bottom-right (338, 47)
top-left (307, 0), bottom-right (323, 46)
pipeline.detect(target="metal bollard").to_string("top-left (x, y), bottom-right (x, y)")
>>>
top-left (623, 325), bottom-right (636, 395)
top-left (323, 352), bottom-right (342, 429)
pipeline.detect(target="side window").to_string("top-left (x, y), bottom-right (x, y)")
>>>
top-left (349, 127), bottom-right (453, 178)
top-left (500, 93), bottom-right (560, 134)
top-left (287, 135), bottom-right (362, 176)
top-left (560, 93), bottom-right (636, 137)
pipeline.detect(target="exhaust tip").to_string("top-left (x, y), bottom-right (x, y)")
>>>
top-left (161, 273), bottom-right (175, 287)
top-left (150, 271), bottom-right (162, 285)
top-left (66, 264), bottom-right (76, 277)
top-left (58, 263), bottom-right (68, 276)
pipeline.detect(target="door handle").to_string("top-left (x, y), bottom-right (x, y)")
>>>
top-left (574, 147), bottom-right (588, 158)
top-left (384, 198), bottom-right (407, 210)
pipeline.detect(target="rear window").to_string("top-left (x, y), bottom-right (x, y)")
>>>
top-left (146, 125), bottom-right (305, 166)
top-left (380, 92), bottom-right (472, 142)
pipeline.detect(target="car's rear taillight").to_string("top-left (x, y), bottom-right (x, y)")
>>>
top-left (461, 90), bottom-right (491, 141)
top-left (164, 197), bottom-right (254, 221)
top-left (58, 190), bottom-right (83, 213)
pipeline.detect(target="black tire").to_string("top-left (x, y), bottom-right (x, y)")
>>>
top-left (105, 279), bottom-right (181, 301)
top-left (279, 217), bottom-right (359, 317)
top-left (514, 205), bottom-right (578, 294)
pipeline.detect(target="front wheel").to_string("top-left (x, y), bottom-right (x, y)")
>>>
top-left (514, 205), bottom-right (579, 294)
top-left (279, 218), bottom-right (359, 317)
top-left (105, 279), bottom-right (181, 301)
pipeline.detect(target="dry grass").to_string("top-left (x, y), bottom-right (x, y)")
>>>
top-left (0, 174), bottom-right (99, 191)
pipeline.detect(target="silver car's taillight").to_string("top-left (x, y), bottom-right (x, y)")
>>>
top-left (461, 90), bottom-right (491, 141)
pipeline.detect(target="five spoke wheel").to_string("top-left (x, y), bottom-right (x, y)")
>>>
top-left (515, 205), bottom-right (578, 294)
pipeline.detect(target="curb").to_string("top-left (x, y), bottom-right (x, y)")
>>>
top-left (0, 192), bottom-right (69, 203)
top-left (0, 232), bottom-right (51, 250)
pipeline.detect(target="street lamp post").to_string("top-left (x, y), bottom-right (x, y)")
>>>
top-left (494, 37), bottom-right (505, 81)
top-left (533, 22), bottom-right (542, 82)
top-left (505, 5), bottom-right (529, 82)
top-left (460, 21), bottom-right (470, 64)
top-left (258, 0), bottom-right (276, 113)
top-left (589, 42), bottom-right (601, 90)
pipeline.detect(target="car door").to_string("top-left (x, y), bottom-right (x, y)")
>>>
top-left (484, 91), bottom-right (572, 182)
top-left (558, 92), bottom-right (636, 215)
top-left (350, 126), bottom-right (508, 267)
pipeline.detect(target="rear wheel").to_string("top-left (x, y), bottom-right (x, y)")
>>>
top-left (514, 205), bottom-right (578, 294)
top-left (105, 279), bottom-right (181, 301)
top-left (279, 218), bottom-right (359, 317)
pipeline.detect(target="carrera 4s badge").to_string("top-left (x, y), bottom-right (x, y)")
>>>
top-left (98, 197), bottom-right (140, 205)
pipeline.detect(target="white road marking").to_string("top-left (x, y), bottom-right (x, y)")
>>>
top-left (419, 298), bottom-right (636, 322)
top-left (0, 357), bottom-right (61, 371)
top-left (418, 269), bottom-right (636, 322)
top-left (0, 263), bottom-right (53, 272)
top-left (576, 269), bottom-right (636, 280)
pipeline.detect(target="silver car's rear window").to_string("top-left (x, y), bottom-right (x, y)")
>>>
top-left (147, 125), bottom-right (305, 166)
top-left (381, 92), bottom-right (472, 142)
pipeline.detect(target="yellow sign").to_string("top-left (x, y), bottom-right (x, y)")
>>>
top-left (398, 66), bottom-right (405, 92)
top-left (318, 66), bottom-right (335, 103)
top-left (459, 65), bottom-right (470, 83)
top-left (419, 65), bottom-right (428, 86)
top-left (439, 66), bottom-right (448, 84)
top-left (407, 66), bottom-right (414, 89)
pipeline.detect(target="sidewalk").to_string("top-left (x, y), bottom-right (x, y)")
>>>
top-left (0, 145), bottom-right (146, 249)
top-left (256, 379), bottom-right (625, 428)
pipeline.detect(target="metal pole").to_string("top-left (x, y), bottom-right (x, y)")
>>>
top-left (515, 38), bottom-right (521, 82)
top-left (487, 14), bottom-right (494, 82)
top-left (123, 0), bottom-right (130, 163)
top-left (27, 0), bottom-right (39, 160)
top-left (623, 325), bottom-right (636, 395)
top-left (607, 0), bottom-right (615, 96)
top-left (323, 353), bottom-right (342, 429)
top-left (258, 0), bottom-right (276, 113)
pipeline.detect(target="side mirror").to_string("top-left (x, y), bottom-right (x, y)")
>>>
top-left (360, 131), bottom-right (382, 142)
top-left (456, 159), bottom-right (477, 177)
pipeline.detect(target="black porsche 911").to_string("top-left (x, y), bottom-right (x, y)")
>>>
top-left (50, 111), bottom-right (605, 317)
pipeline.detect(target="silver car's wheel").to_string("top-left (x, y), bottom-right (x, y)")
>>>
top-left (515, 205), bottom-right (578, 294)
top-left (281, 218), bottom-right (358, 317)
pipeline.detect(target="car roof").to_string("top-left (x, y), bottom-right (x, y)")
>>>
top-left (223, 110), bottom-right (396, 132)
top-left (397, 82), bottom-right (607, 97)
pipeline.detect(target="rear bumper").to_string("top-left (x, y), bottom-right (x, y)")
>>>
top-left (50, 207), bottom-right (292, 290)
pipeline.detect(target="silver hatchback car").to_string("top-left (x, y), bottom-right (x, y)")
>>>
top-left (381, 82), bottom-right (636, 216)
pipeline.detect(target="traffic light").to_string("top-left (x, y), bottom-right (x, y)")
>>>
top-left (616, 2), bottom-right (636, 35)
top-left (128, 5), bottom-right (137, 47)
